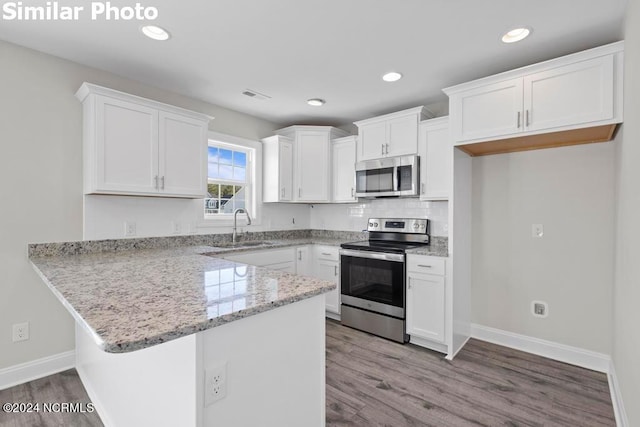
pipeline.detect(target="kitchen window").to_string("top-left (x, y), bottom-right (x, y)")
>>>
top-left (204, 141), bottom-right (252, 219)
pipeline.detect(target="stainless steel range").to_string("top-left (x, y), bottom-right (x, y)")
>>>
top-left (340, 218), bottom-right (430, 343)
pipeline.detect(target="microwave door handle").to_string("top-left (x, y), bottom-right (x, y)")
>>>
top-left (393, 165), bottom-right (399, 192)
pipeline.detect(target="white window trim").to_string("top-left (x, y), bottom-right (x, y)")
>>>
top-left (197, 131), bottom-right (263, 229)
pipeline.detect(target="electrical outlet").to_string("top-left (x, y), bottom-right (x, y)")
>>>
top-left (171, 221), bottom-right (181, 234)
top-left (532, 301), bottom-right (548, 318)
top-left (204, 362), bottom-right (227, 406)
top-left (532, 224), bottom-right (544, 238)
top-left (124, 221), bottom-right (137, 237)
top-left (12, 322), bottom-right (29, 342)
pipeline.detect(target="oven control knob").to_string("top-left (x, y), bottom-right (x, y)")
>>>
top-left (369, 222), bottom-right (373, 227)
top-left (374, 222), bottom-right (378, 227)
top-left (413, 223), bottom-right (419, 229)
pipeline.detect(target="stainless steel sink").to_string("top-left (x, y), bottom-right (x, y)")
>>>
top-left (218, 241), bottom-right (273, 248)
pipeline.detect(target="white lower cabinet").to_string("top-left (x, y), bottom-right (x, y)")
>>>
top-left (314, 246), bottom-right (340, 317)
top-left (220, 244), bottom-right (341, 318)
top-left (406, 255), bottom-right (448, 351)
top-left (295, 246), bottom-right (312, 276)
top-left (222, 247), bottom-right (296, 273)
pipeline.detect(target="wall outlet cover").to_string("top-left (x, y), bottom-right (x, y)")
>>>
top-left (532, 301), bottom-right (548, 318)
top-left (12, 322), bottom-right (29, 342)
top-left (204, 362), bottom-right (227, 406)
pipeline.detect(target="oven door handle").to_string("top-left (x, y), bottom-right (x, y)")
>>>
top-left (340, 249), bottom-right (404, 262)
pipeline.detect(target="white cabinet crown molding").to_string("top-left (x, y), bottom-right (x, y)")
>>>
top-left (353, 105), bottom-right (432, 127)
top-left (442, 41), bottom-right (624, 96)
top-left (75, 82), bottom-right (214, 123)
top-left (274, 125), bottom-right (350, 139)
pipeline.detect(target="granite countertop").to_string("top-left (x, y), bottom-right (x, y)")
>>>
top-left (28, 230), bottom-right (447, 354)
top-left (30, 245), bottom-right (336, 354)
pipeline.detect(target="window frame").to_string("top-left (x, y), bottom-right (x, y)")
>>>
top-left (197, 131), bottom-right (262, 228)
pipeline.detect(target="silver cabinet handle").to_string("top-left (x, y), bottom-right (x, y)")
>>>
top-left (526, 110), bottom-right (530, 127)
top-left (381, 144), bottom-right (384, 155)
top-left (421, 183), bottom-right (425, 194)
top-left (298, 188), bottom-right (301, 198)
top-left (351, 188), bottom-right (354, 197)
top-left (517, 111), bottom-right (521, 128)
top-left (321, 252), bottom-right (331, 256)
top-left (385, 143), bottom-right (389, 155)
top-left (161, 176), bottom-right (165, 190)
top-left (408, 279), bottom-right (412, 290)
top-left (154, 175), bottom-right (159, 189)
top-left (417, 264), bottom-right (433, 268)
top-left (281, 188), bottom-right (284, 198)
top-left (298, 251), bottom-right (302, 261)
top-left (334, 265), bottom-right (338, 276)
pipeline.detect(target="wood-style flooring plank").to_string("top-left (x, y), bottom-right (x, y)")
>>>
top-left (326, 320), bottom-right (615, 427)
top-left (0, 369), bottom-right (103, 427)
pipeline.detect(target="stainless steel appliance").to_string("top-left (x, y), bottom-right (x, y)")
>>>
top-left (355, 155), bottom-right (419, 198)
top-left (340, 218), bottom-right (430, 343)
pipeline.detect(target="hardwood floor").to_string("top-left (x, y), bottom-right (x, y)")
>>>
top-left (0, 369), bottom-right (103, 427)
top-left (326, 320), bottom-right (615, 426)
top-left (0, 321), bottom-right (616, 426)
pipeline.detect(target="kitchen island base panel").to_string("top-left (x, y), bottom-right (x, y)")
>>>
top-left (75, 295), bottom-right (326, 427)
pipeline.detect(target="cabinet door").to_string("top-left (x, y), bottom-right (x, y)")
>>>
top-left (387, 115), bottom-right (419, 157)
top-left (295, 131), bottom-right (330, 201)
top-left (406, 273), bottom-right (445, 343)
top-left (332, 138), bottom-right (357, 202)
top-left (523, 55), bottom-right (614, 132)
top-left (419, 119), bottom-right (451, 201)
top-left (279, 140), bottom-right (294, 201)
top-left (159, 112), bottom-right (208, 197)
top-left (357, 121), bottom-right (387, 161)
top-left (95, 95), bottom-right (159, 194)
top-left (451, 78), bottom-right (523, 143)
top-left (295, 246), bottom-right (312, 276)
top-left (316, 259), bottom-right (340, 314)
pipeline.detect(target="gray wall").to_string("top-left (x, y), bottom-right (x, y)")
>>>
top-left (471, 141), bottom-right (615, 354)
top-left (614, 2), bottom-right (640, 423)
top-left (0, 40), bottom-right (280, 369)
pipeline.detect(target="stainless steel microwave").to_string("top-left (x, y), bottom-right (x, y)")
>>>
top-left (355, 155), bottom-right (419, 198)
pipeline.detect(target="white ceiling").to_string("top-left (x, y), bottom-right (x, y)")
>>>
top-left (0, 0), bottom-right (627, 127)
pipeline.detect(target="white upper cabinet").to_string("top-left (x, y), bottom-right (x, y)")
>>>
top-left (523, 56), bottom-right (614, 132)
top-left (262, 135), bottom-right (293, 202)
top-left (444, 41), bottom-right (623, 156)
top-left (159, 112), bottom-right (209, 197)
top-left (76, 83), bottom-right (211, 198)
top-left (452, 78), bottom-right (523, 142)
top-left (273, 126), bottom-right (349, 203)
top-left (354, 106), bottom-right (431, 161)
top-left (419, 117), bottom-right (451, 201)
top-left (331, 136), bottom-right (357, 203)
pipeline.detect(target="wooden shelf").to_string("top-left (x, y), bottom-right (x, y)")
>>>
top-left (456, 124), bottom-right (617, 157)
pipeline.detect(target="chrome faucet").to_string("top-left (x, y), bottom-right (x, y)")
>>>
top-left (232, 208), bottom-right (252, 243)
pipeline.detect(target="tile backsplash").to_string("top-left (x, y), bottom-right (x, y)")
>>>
top-left (309, 198), bottom-right (449, 236)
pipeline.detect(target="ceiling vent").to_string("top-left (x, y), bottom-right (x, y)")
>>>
top-left (242, 89), bottom-right (271, 101)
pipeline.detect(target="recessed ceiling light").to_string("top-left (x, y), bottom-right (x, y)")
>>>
top-left (382, 72), bottom-right (403, 82)
top-left (307, 98), bottom-right (325, 106)
top-left (141, 25), bottom-right (170, 41)
top-left (501, 27), bottom-right (531, 43)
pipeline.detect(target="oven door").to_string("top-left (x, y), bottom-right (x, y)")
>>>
top-left (340, 249), bottom-right (406, 318)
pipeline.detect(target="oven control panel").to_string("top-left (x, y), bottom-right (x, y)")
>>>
top-left (367, 218), bottom-right (428, 234)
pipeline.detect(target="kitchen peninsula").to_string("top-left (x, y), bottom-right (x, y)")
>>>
top-left (28, 236), bottom-right (339, 427)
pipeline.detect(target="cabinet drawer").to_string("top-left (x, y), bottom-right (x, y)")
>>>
top-left (407, 255), bottom-right (445, 276)
top-left (315, 246), bottom-right (339, 261)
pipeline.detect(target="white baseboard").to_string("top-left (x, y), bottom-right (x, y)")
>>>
top-left (608, 360), bottom-right (629, 427)
top-left (0, 351), bottom-right (75, 391)
top-left (470, 323), bottom-right (611, 373)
